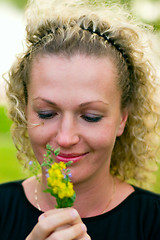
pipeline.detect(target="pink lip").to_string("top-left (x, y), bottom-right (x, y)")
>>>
top-left (55, 152), bottom-right (88, 163)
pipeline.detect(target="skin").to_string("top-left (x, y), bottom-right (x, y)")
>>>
top-left (24, 54), bottom-right (133, 239)
top-left (26, 208), bottom-right (90, 240)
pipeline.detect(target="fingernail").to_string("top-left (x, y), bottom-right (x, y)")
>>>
top-left (81, 224), bottom-right (87, 232)
top-left (38, 214), bottom-right (45, 222)
top-left (70, 209), bottom-right (78, 219)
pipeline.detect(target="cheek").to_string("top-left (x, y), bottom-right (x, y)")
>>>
top-left (27, 122), bottom-right (59, 163)
top-left (27, 126), bottom-right (48, 162)
top-left (27, 120), bottom-right (54, 145)
top-left (28, 126), bottom-right (44, 145)
top-left (86, 125), bottom-right (117, 153)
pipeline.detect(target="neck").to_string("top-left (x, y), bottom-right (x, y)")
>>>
top-left (73, 172), bottom-right (114, 217)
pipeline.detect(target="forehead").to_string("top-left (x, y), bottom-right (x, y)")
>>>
top-left (29, 54), bottom-right (120, 104)
top-left (31, 53), bottom-right (117, 82)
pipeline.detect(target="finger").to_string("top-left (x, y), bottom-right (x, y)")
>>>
top-left (38, 208), bottom-right (64, 222)
top-left (77, 234), bottom-right (91, 240)
top-left (39, 208), bottom-right (78, 219)
top-left (54, 224), bottom-right (71, 232)
top-left (46, 223), bottom-right (88, 240)
top-left (38, 208), bottom-right (65, 221)
top-left (39, 208), bottom-right (82, 226)
top-left (28, 208), bottom-right (82, 239)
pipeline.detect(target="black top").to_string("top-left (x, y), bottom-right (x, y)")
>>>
top-left (0, 180), bottom-right (160, 240)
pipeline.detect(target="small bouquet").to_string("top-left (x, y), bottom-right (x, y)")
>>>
top-left (41, 144), bottom-right (76, 208)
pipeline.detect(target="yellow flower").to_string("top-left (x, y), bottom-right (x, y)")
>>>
top-left (59, 161), bottom-right (66, 170)
top-left (47, 162), bottom-right (75, 200)
top-left (48, 168), bottom-right (63, 179)
top-left (43, 145), bottom-right (76, 208)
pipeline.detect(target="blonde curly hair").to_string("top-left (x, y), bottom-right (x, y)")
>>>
top-left (6, 0), bottom-right (160, 187)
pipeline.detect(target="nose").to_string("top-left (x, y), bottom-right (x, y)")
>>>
top-left (55, 114), bottom-right (80, 148)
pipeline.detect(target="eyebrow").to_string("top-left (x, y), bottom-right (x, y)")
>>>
top-left (33, 97), bottom-right (109, 107)
top-left (79, 101), bottom-right (109, 107)
top-left (33, 97), bottom-right (57, 106)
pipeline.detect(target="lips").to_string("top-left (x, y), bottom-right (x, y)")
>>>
top-left (55, 152), bottom-right (88, 163)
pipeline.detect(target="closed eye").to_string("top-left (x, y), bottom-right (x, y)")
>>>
top-left (81, 114), bottom-right (103, 122)
top-left (37, 111), bottom-right (57, 119)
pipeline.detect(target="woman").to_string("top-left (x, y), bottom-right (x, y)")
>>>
top-left (1, 0), bottom-right (160, 239)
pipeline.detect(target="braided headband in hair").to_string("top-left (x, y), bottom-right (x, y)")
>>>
top-left (26, 20), bottom-right (130, 67)
top-left (79, 24), bottom-right (131, 67)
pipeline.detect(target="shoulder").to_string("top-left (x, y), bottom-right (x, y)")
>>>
top-left (0, 180), bottom-right (25, 223)
top-left (125, 185), bottom-right (160, 209)
top-left (129, 186), bottom-right (160, 238)
top-left (127, 186), bottom-right (160, 223)
top-left (0, 180), bottom-right (24, 194)
top-left (112, 183), bottom-right (160, 222)
top-left (0, 180), bottom-right (41, 239)
top-left (0, 179), bottom-right (39, 221)
top-left (113, 182), bottom-right (160, 218)
top-left (133, 185), bottom-right (160, 202)
top-left (0, 180), bottom-right (25, 208)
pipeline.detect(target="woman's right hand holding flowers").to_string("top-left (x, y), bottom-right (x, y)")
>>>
top-left (26, 208), bottom-right (91, 240)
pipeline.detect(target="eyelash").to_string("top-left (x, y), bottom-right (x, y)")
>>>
top-left (37, 111), bottom-right (103, 123)
top-left (37, 111), bottom-right (57, 119)
top-left (81, 114), bottom-right (103, 122)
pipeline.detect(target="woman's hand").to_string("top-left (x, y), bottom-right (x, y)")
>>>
top-left (26, 208), bottom-right (91, 240)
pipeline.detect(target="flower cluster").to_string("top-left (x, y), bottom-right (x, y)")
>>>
top-left (48, 162), bottom-right (75, 199)
top-left (42, 144), bottom-right (76, 208)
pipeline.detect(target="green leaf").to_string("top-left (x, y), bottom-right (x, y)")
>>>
top-left (54, 148), bottom-right (60, 156)
top-left (66, 161), bottom-right (73, 167)
top-left (46, 144), bottom-right (53, 151)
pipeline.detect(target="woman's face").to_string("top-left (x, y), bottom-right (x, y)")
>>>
top-left (26, 54), bottom-right (128, 185)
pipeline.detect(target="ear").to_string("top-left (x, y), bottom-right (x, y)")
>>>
top-left (116, 109), bottom-right (128, 137)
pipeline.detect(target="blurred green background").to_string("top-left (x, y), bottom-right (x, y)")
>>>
top-left (0, 106), bottom-right (29, 182)
top-left (0, 0), bottom-right (160, 192)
